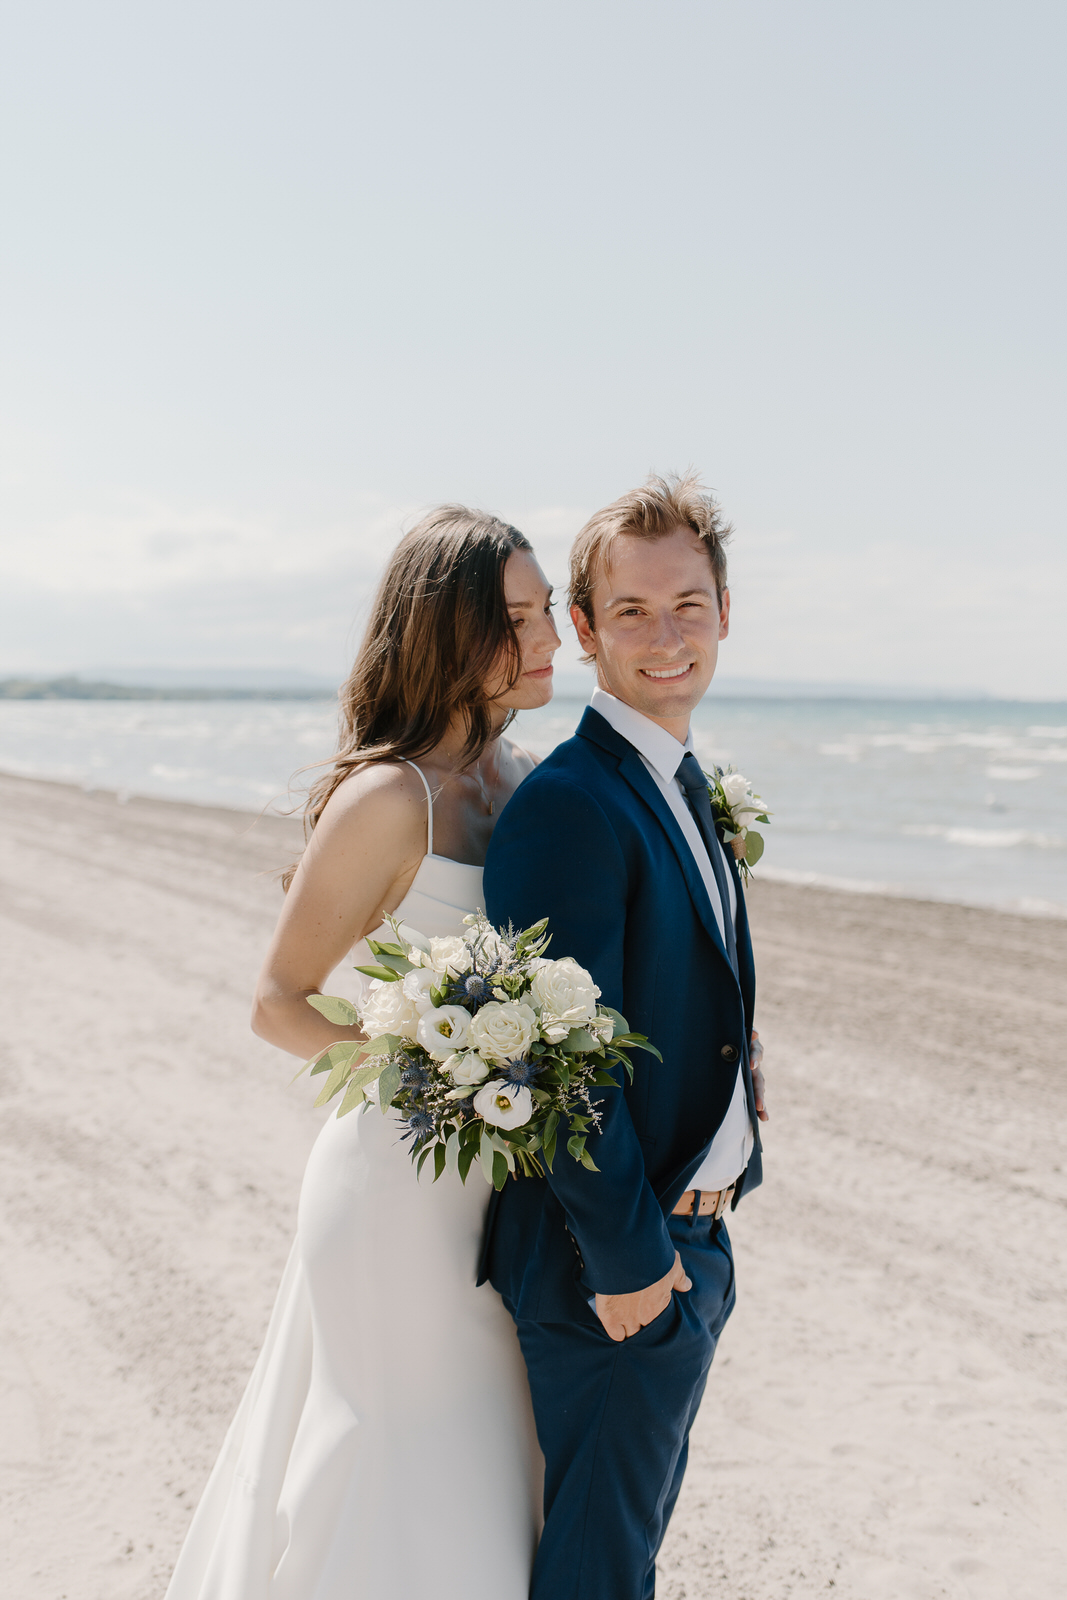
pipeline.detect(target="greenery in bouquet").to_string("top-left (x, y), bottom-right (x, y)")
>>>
top-left (706, 766), bottom-right (771, 881)
top-left (295, 915), bottom-right (660, 1191)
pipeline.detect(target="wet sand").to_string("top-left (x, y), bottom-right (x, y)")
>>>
top-left (1, 771), bottom-right (1064, 1599)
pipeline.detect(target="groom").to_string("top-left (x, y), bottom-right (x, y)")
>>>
top-left (480, 471), bottom-right (767, 1600)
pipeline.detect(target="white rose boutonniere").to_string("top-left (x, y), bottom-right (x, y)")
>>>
top-left (707, 765), bottom-right (771, 881)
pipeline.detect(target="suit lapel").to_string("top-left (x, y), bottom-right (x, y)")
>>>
top-left (577, 708), bottom-right (738, 981)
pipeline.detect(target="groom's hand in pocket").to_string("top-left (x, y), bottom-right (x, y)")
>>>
top-left (750, 1029), bottom-right (769, 1122)
top-left (595, 1251), bottom-right (692, 1343)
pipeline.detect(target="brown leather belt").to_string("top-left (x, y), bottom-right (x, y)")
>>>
top-left (672, 1184), bottom-right (734, 1219)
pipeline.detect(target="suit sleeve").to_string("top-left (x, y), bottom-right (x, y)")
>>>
top-left (484, 772), bottom-right (676, 1295)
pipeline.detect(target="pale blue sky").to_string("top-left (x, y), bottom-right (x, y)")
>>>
top-left (1, 0), bottom-right (1064, 695)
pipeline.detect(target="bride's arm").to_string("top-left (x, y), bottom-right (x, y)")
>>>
top-left (251, 764), bottom-right (427, 1060)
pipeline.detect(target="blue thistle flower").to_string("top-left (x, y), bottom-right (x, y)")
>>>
top-left (403, 1108), bottom-right (435, 1142)
top-left (451, 971), bottom-right (494, 1010)
top-left (500, 1055), bottom-right (542, 1088)
top-left (400, 1060), bottom-right (431, 1098)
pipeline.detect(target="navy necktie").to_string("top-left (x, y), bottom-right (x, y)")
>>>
top-left (675, 752), bottom-right (739, 976)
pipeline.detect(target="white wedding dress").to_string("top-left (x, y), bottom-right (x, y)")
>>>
top-left (166, 763), bottom-right (542, 1599)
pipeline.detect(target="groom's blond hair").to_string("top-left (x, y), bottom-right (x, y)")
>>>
top-left (569, 471), bottom-right (732, 651)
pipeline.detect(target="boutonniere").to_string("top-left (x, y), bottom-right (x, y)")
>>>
top-left (706, 767), bottom-right (771, 882)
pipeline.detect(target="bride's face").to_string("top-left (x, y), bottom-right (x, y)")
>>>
top-left (487, 548), bottom-right (561, 711)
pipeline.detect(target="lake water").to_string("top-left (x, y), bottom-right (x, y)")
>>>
top-left (2, 695), bottom-right (1065, 917)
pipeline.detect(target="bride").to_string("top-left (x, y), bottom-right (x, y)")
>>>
top-left (166, 506), bottom-right (560, 1599)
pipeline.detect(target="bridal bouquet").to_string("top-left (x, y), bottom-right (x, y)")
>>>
top-left (296, 916), bottom-right (660, 1190)
top-left (707, 766), bottom-right (771, 882)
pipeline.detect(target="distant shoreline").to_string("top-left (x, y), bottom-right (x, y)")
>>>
top-left (2, 676), bottom-right (1065, 708)
top-left (0, 676), bottom-right (336, 702)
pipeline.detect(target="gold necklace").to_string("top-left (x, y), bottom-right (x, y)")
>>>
top-left (474, 770), bottom-right (494, 816)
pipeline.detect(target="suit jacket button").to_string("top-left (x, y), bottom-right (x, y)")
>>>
top-left (720, 1043), bottom-right (739, 1062)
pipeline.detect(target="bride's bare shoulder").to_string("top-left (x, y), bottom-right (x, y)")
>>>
top-left (310, 759), bottom-right (429, 854)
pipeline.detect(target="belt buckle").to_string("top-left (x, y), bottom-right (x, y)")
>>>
top-left (712, 1185), bottom-right (732, 1220)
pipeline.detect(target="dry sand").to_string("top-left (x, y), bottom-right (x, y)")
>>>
top-left (1, 770), bottom-right (1065, 1600)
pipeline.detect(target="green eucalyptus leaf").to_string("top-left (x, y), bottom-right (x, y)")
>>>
top-left (353, 963), bottom-right (403, 983)
top-left (306, 993), bottom-right (360, 1026)
top-left (744, 830), bottom-right (765, 866)
top-left (377, 1058), bottom-right (402, 1110)
top-left (561, 1027), bottom-right (598, 1054)
top-left (292, 1044), bottom-right (331, 1083)
top-left (543, 1113), bottom-right (559, 1177)
top-left (490, 1132), bottom-right (516, 1173)
top-left (325, 1052), bottom-right (364, 1104)
top-left (360, 1033), bottom-right (402, 1057)
top-left (579, 1148), bottom-right (599, 1172)
top-left (445, 1129), bottom-right (461, 1176)
top-left (492, 1151), bottom-right (509, 1190)
top-left (479, 1128), bottom-right (497, 1185)
top-left (598, 1005), bottom-right (630, 1034)
top-left (337, 1075), bottom-right (369, 1116)
top-left (433, 1141), bottom-right (447, 1182)
top-left (566, 1134), bottom-right (586, 1162)
top-left (457, 1140), bottom-right (478, 1183)
top-left (374, 952), bottom-right (416, 976)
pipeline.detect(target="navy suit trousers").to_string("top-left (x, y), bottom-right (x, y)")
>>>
top-left (506, 1213), bottom-right (736, 1600)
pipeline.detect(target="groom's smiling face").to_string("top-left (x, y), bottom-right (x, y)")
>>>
top-left (571, 526), bottom-right (730, 740)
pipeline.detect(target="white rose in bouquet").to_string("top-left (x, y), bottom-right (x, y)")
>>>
top-left (360, 979), bottom-right (420, 1041)
top-left (427, 935), bottom-right (473, 976)
top-left (416, 1005), bottom-right (473, 1060)
top-left (529, 957), bottom-right (601, 1043)
top-left (467, 999), bottom-right (538, 1062)
top-left (401, 967), bottom-right (438, 1012)
top-left (473, 1078), bottom-right (534, 1130)
top-left (445, 1049), bottom-right (491, 1086)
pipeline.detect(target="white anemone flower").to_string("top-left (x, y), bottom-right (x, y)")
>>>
top-left (473, 1079), bottom-right (534, 1130)
top-left (416, 1005), bottom-right (473, 1060)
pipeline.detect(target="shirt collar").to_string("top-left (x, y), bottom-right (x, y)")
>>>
top-left (588, 686), bottom-right (693, 785)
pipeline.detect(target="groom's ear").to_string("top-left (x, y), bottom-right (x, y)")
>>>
top-left (571, 602), bottom-right (596, 656)
top-left (718, 588), bottom-right (731, 641)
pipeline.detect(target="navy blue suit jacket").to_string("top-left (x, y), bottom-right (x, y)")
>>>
top-left (479, 706), bottom-right (761, 1320)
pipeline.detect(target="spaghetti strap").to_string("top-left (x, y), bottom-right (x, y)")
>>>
top-left (402, 759), bottom-right (434, 857)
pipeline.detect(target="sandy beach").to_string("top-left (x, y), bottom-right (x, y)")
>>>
top-left (1, 769), bottom-right (1065, 1600)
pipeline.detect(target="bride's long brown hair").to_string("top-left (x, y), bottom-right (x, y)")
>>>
top-left (282, 505), bottom-right (531, 889)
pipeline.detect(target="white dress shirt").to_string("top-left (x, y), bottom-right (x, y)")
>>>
top-left (589, 687), bottom-right (754, 1192)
